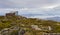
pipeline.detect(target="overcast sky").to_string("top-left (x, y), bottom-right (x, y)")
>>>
top-left (0, 0), bottom-right (60, 18)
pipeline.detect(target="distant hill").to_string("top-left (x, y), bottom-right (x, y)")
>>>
top-left (22, 14), bottom-right (60, 22)
top-left (45, 16), bottom-right (60, 22)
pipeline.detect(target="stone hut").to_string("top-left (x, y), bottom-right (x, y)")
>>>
top-left (6, 11), bottom-right (18, 17)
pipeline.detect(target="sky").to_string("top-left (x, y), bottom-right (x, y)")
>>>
top-left (0, 0), bottom-right (60, 18)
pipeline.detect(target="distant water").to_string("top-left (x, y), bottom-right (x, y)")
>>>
top-left (21, 14), bottom-right (58, 18)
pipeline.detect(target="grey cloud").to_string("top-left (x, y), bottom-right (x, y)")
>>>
top-left (0, 0), bottom-right (60, 8)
